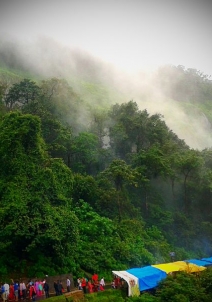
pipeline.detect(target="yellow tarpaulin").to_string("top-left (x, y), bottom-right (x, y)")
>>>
top-left (152, 262), bottom-right (183, 273)
top-left (173, 261), bottom-right (206, 273)
top-left (152, 261), bottom-right (206, 274)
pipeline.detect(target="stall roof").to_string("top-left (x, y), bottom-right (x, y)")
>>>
top-left (172, 261), bottom-right (206, 273)
top-left (113, 257), bottom-right (211, 296)
top-left (186, 259), bottom-right (212, 267)
top-left (126, 266), bottom-right (167, 291)
top-left (202, 257), bottom-right (212, 264)
top-left (152, 262), bottom-right (184, 273)
top-left (153, 261), bottom-right (205, 273)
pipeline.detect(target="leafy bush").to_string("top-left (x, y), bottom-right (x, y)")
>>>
top-left (85, 289), bottom-right (125, 301)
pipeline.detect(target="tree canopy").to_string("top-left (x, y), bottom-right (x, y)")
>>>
top-left (0, 70), bottom-right (212, 281)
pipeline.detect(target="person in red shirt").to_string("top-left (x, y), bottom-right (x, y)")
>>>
top-left (29, 283), bottom-right (36, 301)
top-left (81, 278), bottom-right (87, 294)
top-left (8, 284), bottom-right (15, 301)
top-left (115, 277), bottom-right (121, 289)
top-left (87, 280), bottom-right (93, 294)
top-left (92, 273), bottom-right (98, 283)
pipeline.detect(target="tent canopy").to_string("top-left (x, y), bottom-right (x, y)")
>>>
top-left (127, 266), bottom-right (167, 291)
top-left (113, 256), bottom-right (211, 296)
top-left (186, 259), bottom-right (212, 267)
top-left (202, 257), bottom-right (212, 264)
top-left (152, 262), bottom-right (184, 273)
top-left (172, 261), bottom-right (206, 273)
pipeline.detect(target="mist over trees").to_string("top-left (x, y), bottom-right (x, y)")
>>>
top-left (1, 40), bottom-right (212, 279)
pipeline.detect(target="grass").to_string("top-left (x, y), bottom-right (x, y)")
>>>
top-left (84, 289), bottom-right (126, 301)
top-left (45, 289), bottom-right (127, 302)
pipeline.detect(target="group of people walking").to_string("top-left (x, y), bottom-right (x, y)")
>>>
top-left (0, 279), bottom-right (50, 301)
top-left (77, 274), bottom-right (105, 294)
top-left (0, 274), bottom-right (109, 300)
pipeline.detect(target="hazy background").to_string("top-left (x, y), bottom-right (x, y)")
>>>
top-left (0, 0), bottom-right (212, 149)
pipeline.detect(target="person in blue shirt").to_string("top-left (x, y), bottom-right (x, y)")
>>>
top-left (1, 284), bottom-right (6, 302)
top-left (14, 282), bottom-right (19, 301)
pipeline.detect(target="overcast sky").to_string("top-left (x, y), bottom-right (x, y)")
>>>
top-left (0, 0), bottom-right (212, 75)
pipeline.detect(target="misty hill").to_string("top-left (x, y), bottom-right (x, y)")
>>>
top-left (2, 41), bottom-right (212, 279)
top-left (0, 37), bottom-right (126, 107)
top-left (1, 37), bottom-right (212, 149)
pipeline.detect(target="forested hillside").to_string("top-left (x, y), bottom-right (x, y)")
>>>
top-left (1, 46), bottom-right (212, 279)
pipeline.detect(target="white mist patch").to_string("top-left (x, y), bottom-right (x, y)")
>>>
top-left (114, 70), bottom-right (212, 150)
top-left (141, 98), bottom-right (212, 150)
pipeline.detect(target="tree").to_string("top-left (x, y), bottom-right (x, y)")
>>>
top-left (156, 271), bottom-right (209, 302)
top-left (73, 200), bottom-right (118, 272)
top-left (39, 78), bottom-right (89, 133)
top-left (175, 150), bottom-right (203, 213)
top-left (99, 159), bottom-right (138, 221)
top-left (131, 145), bottom-right (171, 215)
top-left (5, 79), bottom-right (41, 109)
top-left (70, 132), bottom-right (99, 174)
top-left (0, 112), bottom-right (79, 275)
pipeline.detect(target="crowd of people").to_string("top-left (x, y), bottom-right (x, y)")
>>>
top-left (0, 279), bottom-right (50, 302)
top-left (0, 274), bottom-right (122, 301)
top-left (76, 274), bottom-right (105, 294)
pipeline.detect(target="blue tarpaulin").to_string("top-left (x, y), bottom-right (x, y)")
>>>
top-left (201, 257), bottom-right (212, 264)
top-left (186, 259), bottom-right (212, 266)
top-left (127, 266), bottom-right (167, 291)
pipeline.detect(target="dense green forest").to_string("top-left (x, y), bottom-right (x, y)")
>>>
top-left (1, 48), bottom-right (212, 281)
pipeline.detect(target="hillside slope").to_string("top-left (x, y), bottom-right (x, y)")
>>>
top-left (1, 38), bottom-right (212, 149)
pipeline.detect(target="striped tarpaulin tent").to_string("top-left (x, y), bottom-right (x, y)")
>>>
top-left (113, 257), bottom-right (210, 296)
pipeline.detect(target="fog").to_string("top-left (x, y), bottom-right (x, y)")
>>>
top-left (1, 0), bottom-right (212, 149)
top-left (1, 0), bottom-right (212, 76)
top-left (0, 36), bottom-right (212, 150)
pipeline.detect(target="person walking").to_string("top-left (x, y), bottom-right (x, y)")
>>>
top-left (77, 278), bottom-right (82, 290)
top-left (1, 283), bottom-right (6, 302)
top-left (20, 281), bottom-right (27, 300)
top-left (66, 277), bottom-right (71, 292)
top-left (100, 277), bottom-right (105, 288)
top-left (57, 281), bottom-right (62, 295)
top-left (43, 282), bottom-right (49, 298)
top-left (3, 282), bottom-right (9, 301)
top-left (53, 281), bottom-right (58, 296)
top-left (30, 283), bottom-right (36, 302)
top-left (81, 278), bottom-right (87, 294)
top-left (14, 281), bottom-right (19, 301)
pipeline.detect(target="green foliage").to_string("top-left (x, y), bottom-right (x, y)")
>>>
top-left (44, 296), bottom-right (66, 302)
top-left (115, 219), bottom-right (154, 266)
top-left (0, 112), bottom-right (79, 275)
top-left (85, 289), bottom-right (125, 302)
top-left (70, 132), bottom-right (99, 174)
top-left (39, 77), bottom-right (89, 133)
top-left (127, 293), bottom-right (158, 301)
top-left (0, 66), bottom-right (212, 284)
top-left (99, 159), bottom-right (139, 220)
top-left (5, 78), bottom-right (40, 109)
top-left (156, 272), bottom-right (209, 302)
top-left (73, 200), bottom-right (119, 272)
top-left (72, 174), bottom-right (98, 206)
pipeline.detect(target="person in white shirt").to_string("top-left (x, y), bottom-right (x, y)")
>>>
top-left (100, 277), bottom-right (105, 288)
top-left (20, 281), bottom-right (26, 299)
top-left (3, 283), bottom-right (9, 299)
top-left (66, 277), bottom-right (71, 292)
